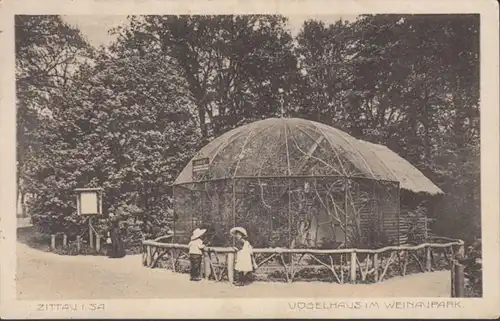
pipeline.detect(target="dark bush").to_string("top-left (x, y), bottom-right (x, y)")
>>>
top-left (461, 239), bottom-right (482, 297)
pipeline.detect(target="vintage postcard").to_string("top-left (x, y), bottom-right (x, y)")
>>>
top-left (1, 0), bottom-right (499, 319)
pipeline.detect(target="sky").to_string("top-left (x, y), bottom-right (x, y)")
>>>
top-left (62, 14), bottom-right (359, 47)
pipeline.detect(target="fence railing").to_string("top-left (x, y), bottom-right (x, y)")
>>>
top-left (48, 232), bottom-right (106, 254)
top-left (142, 237), bottom-right (464, 287)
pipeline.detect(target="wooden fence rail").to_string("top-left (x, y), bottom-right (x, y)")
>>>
top-left (142, 238), bottom-right (464, 289)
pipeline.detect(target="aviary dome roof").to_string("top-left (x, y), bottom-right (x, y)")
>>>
top-left (174, 118), bottom-right (442, 195)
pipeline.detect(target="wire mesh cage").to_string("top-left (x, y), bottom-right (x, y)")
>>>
top-left (172, 117), bottom-right (438, 249)
top-left (173, 177), bottom-right (400, 248)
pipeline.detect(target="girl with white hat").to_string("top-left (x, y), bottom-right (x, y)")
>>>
top-left (230, 227), bottom-right (255, 286)
top-left (188, 228), bottom-right (207, 281)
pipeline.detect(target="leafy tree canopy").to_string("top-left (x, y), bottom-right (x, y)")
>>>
top-left (18, 14), bottom-right (480, 246)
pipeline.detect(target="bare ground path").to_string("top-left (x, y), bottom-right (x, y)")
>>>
top-left (16, 240), bottom-right (452, 300)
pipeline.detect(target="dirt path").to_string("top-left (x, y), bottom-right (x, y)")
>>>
top-left (16, 240), bottom-right (452, 300)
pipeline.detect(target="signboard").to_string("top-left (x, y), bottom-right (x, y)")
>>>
top-left (192, 158), bottom-right (209, 172)
top-left (80, 192), bottom-right (98, 214)
top-left (75, 188), bottom-right (103, 215)
top-left (192, 158), bottom-right (210, 181)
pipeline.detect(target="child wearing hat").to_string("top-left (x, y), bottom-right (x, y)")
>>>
top-left (230, 227), bottom-right (255, 286)
top-left (188, 228), bottom-right (207, 281)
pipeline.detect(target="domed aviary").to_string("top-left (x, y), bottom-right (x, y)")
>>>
top-left (174, 118), bottom-right (442, 194)
top-left (173, 118), bottom-right (442, 249)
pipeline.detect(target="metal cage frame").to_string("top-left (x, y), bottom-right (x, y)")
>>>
top-left (172, 175), bottom-right (403, 249)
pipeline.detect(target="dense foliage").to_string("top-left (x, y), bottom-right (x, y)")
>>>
top-left (17, 15), bottom-right (480, 256)
top-left (296, 15), bottom-right (480, 246)
top-left (461, 239), bottom-right (482, 297)
top-left (111, 15), bottom-right (298, 139)
top-left (17, 16), bottom-right (199, 240)
top-left (15, 15), bottom-right (93, 218)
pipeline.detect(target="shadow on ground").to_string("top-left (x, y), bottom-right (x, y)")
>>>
top-left (17, 219), bottom-right (110, 256)
top-left (17, 224), bottom-right (53, 253)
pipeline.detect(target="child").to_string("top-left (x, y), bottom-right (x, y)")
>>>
top-left (230, 227), bottom-right (255, 286)
top-left (188, 228), bottom-right (207, 281)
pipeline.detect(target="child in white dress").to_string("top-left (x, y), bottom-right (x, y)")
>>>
top-left (230, 227), bottom-right (255, 286)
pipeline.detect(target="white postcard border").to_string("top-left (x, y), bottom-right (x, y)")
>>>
top-left (1, 0), bottom-right (498, 319)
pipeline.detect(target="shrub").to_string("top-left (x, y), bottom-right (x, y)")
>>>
top-left (461, 239), bottom-right (482, 297)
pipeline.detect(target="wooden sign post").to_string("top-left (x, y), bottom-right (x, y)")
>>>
top-left (75, 187), bottom-right (103, 253)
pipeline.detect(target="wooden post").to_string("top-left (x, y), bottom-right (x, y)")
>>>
top-left (89, 221), bottom-right (94, 250)
top-left (96, 235), bottom-right (101, 253)
top-left (458, 244), bottom-right (465, 260)
top-left (76, 235), bottom-right (81, 253)
top-left (203, 252), bottom-right (212, 279)
top-left (146, 245), bottom-right (152, 267)
top-left (98, 190), bottom-right (103, 216)
top-left (76, 194), bottom-right (80, 217)
top-left (227, 252), bottom-right (235, 284)
top-left (424, 216), bottom-right (428, 242)
top-left (373, 253), bottom-right (379, 281)
top-left (350, 251), bottom-right (357, 282)
top-left (450, 259), bottom-right (456, 297)
top-left (340, 254), bottom-right (344, 284)
top-left (426, 246), bottom-right (432, 272)
top-left (171, 249), bottom-right (177, 272)
top-left (454, 262), bottom-right (465, 297)
top-left (62, 234), bottom-right (68, 249)
top-left (50, 234), bottom-right (56, 250)
top-left (200, 252), bottom-right (205, 277)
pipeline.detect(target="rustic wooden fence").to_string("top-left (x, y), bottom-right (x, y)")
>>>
top-left (48, 232), bottom-right (104, 254)
top-left (142, 237), bottom-right (464, 288)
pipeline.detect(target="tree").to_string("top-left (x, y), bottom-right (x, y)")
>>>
top-left (293, 19), bottom-right (356, 132)
top-left (15, 15), bottom-right (93, 217)
top-left (21, 14), bottom-right (481, 250)
top-left (27, 45), bottom-right (200, 238)
top-left (295, 14), bottom-right (480, 243)
top-left (111, 15), bottom-right (299, 139)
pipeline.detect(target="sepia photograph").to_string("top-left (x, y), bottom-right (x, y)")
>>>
top-left (1, 0), bottom-right (499, 319)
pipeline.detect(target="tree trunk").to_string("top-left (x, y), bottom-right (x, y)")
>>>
top-left (422, 85), bottom-right (431, 163)
top-left (21, 191), bottom-right (27, 218)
